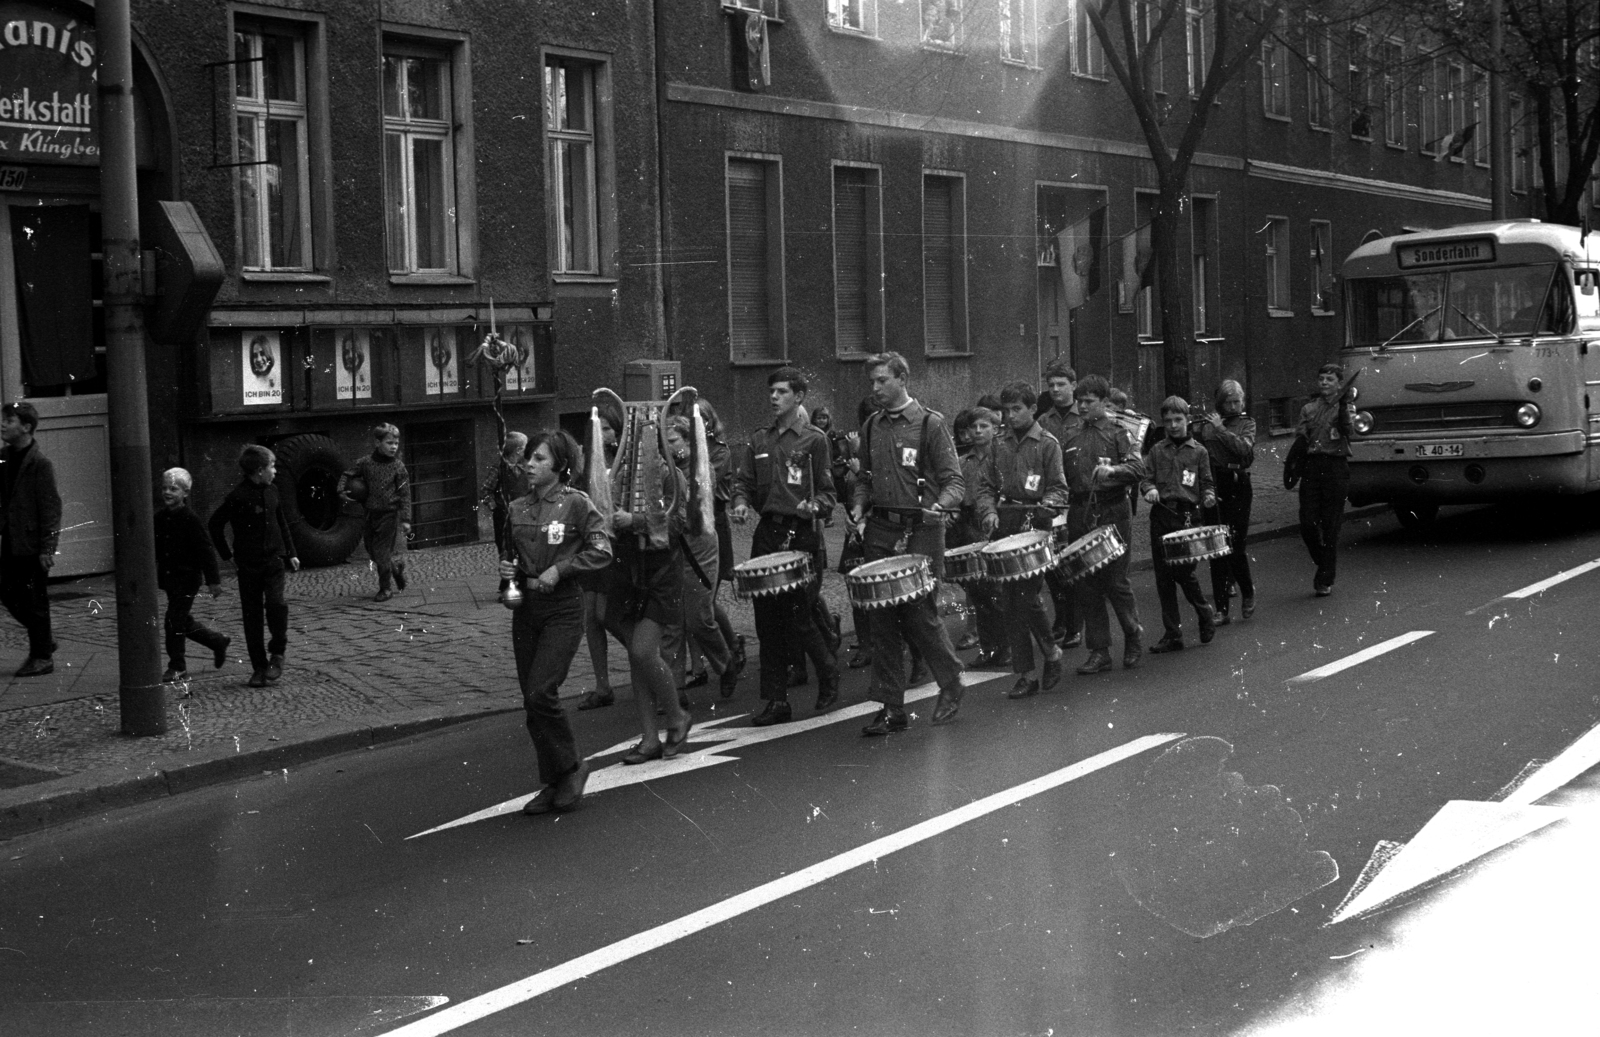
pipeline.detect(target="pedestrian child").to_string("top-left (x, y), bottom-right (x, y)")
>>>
top-left (482, 431), bottom-right (531, 594)
top-left (1141, 396), bottom-right (1218, 652)
top-left (341, 423), bottom-right (412, 602)
top-left (155, 467), bottom-right (230, 683)
top-left (208, 444), bottom-right (300, 687)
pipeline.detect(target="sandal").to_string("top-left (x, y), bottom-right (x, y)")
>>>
top-left (663, 717), bottom-right (693, 759)
top-left (621, 742), bottom-right (663, 765)
top-left (576, 691), bottom-right (615, 711)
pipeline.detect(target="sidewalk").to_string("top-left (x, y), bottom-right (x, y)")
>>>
top-left (0, 434), bottom-right (1344, 839)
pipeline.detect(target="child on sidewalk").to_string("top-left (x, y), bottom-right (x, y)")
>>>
top-left (341, 423), bottom-right (412, 602)
top-left (155, 467), bottom-right (230, 683)
top-left (208, 445), bottom-right (300, 687)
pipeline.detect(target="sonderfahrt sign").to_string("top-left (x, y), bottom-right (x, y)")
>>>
top-left (0, 2), bottom-right (99, 166)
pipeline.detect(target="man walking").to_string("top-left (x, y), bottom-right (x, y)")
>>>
top-left (0, 402), bottom-right (61, 677)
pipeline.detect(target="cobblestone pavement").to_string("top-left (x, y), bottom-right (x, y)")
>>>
top-left (0, 434), bottom-right (1314, 791)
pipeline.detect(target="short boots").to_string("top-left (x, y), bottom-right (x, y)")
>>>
top-left (862, 704), bottom-right (908, 736)
top-left (814, 674), bottom-right (840, 712)
top-left (1076, 651), bottom-right (1113, 675)
top-left (1008, 675), bottom-right (1040, 699)
top-left (752, 700), bottom-right (793, 727)
top-left (931, 686), bottom-right (963, 725)
top-left (1040, 651), bottom-right (1064, 690)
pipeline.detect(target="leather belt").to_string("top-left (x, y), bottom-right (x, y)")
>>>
top-left (870, 507), bottom-right (928, 527)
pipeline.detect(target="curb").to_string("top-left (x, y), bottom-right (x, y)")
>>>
top-left (0, 704), bottom-right (521, 843)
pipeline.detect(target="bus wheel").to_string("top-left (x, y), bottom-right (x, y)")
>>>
top-left (273, 433), bottom-right (364, 567)
top-left (1394, 503), bottom-right (1440, 530)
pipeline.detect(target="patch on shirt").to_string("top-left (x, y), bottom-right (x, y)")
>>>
top-left (786, 462), bottom-right (804, 486)
top-left (1024, 473), bottom-right (1041, 492)
top-left (900, 447), bottom-right (919, 468)
top-left (546, 521), bottom-right (566, 545)
top-left (1181, 469), bottom-right (1197, 488)
top-left (1097, 456), bottom-right (1112, 467)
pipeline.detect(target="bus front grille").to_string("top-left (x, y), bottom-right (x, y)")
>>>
top-left (1367, 402), bottom-right (1520, 432)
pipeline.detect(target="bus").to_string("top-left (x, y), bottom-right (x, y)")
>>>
top-left (1340, 219), bottom-right (1600, 526)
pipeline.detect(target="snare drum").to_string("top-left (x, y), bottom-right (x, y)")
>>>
top-left (981, 530), bottom-right (1055, 583)
top-left (944, 542), bottom-right (989, 585)
top-left (1161, 524), bottom-right (1232, 565)
top-left (731, 550), bottom-right (811, 600)
top-left (1057, 525), bottom-right (1127, 584)
top-left (845, 554), bottom-right (935, 611)
top-left (1049, 512), bottom-right (1072, 555)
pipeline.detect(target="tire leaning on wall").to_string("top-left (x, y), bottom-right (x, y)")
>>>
top-left (272, 433), bottom-right (364, 567)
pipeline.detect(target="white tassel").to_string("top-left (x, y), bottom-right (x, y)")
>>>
top-left (691, 404), bottom-right (714, 536)
top-left (587, 406), bottom-right (614, 538)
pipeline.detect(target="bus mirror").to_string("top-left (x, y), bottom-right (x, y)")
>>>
top-left (1577, 269), bottom-right (1599, 296)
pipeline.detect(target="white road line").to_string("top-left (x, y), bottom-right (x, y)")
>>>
top-left (378, 732), bottom-right (1186, 1037)
top-left (1503, 558), bottom-right (1600, 600)
top-left (1285, 631), bottom-right (1434, 685)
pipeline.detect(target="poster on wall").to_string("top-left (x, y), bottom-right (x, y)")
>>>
top-left (424, 328), bottom-right (458, 395)
top-left (0, 4), bottom-right (100, 165)
top-left (336, 328), bottom-right (373, 400)
top-left (242, 330), bottom-right (282, 405)
top-left (506, 325), bottom-right (538, 392)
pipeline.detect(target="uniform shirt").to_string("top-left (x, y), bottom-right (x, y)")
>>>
top-left (208, 479), bottom-right (297, 569)
top-left (1140, 435), bottom-right (1216, 508)
top-left (976, 421), bottom-right (1068, 526)
top-left (708, 434), bottom-right (733, 504)
top-left (1193, 413), bottom-right (1257, 472)
top-left (732, 419), bottom-right (835, 518)
top-left (1297, 395), bottom-right (1355, 457)
top-left (506, 482), bottom-right (612, 583)
top-left (155, 504), bottom-right (222, 592)
top-left (346, 452), bottom-right (412, 520)
top-left (850, 399), bottom-right (964, 515)
top-left (1039, 405), bottom-right (1082, 448)
top-left (482, 459), bottom-right (533, 512)
top-left (1061, 417), bottom-right (1145, 501)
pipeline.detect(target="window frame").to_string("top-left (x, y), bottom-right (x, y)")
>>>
top-left (1073, 0), bottom-right (1106, 80)
top-left (1184, 1), bottom-right (1207, 98)
top-left (1472, 70), bottom-right (1489, 167)
top-left (1135, 189), bottom-right (1158, 340)
top-left (543, 48), bottom-right (617, 285)
top-left (1309, 219), bottom-right (1334, 317)
top-left (1001, 0), bottom-right (1038, 69)
top-left (831, 161), bottom-right (885, 357)
top-left (1305, 14), bottom-right (1331, 131)
top-left (1265, 216), bottom-right (1291, 316)
top-left (1446, 60), bottom-right (1467, 163)
top-left (826, 0), bottom-right (877, 37)
top-left (1381, 37), bottom-right (1406, 149)
top-left (921, 170), bottom-right (969, 355)
top-left (1419, 55), bottom-right (1442, 156)
top-left (725, 153), bottom-right (787, 365)
top-left (1191, 194), bottom-right (1218, 335)
top-left (1261, 33), bottom-right (1288, 120)
top-left (380, 33), bottom-right (473, 281)
top-left (1510, 93), bottom-right (1527, 193)
top-left (920, 0), bottom-right (963, 52)
top-left (1347, 25), bottom-right (1372, 140)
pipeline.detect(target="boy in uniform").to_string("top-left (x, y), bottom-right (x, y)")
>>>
top-left (1286, 362), bottom-right (1356, 596)
top-left (1141, 397), bottom-right (1218, 653)
top-left (1036, 359), bottom-right (1083, 649)
top-left (1193, 380), bottom-right (1256, 622)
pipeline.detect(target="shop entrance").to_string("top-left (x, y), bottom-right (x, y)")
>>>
top-left (403, 419), bottom-right (475, 548)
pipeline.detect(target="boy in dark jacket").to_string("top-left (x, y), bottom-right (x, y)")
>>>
top-left (156, 467), bottom-right (230, 683)
top-left (340, 423), bottom-right (412, 602)
top-left (1140, 396), bottom-right (1218, 653)
top-left (209, 445), bottom-right (299, 687)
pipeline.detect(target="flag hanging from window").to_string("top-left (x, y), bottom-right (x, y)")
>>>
top-left (1057, 208), bottom-right (1106, 310)
top-left (1121, 221), bottom-right (1153, 292)
top-left (1447, 121), bottom-right (1477, 159)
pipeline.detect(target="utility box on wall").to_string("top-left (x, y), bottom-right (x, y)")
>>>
top-left (623, 359), bottom-right (681, 401)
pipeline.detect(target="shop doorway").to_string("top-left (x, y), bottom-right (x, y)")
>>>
top-left (403, 419), bottom-right (475, 548)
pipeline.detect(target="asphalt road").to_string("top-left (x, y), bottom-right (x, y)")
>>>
top-left (4, 501), bottom-right (1600, 1037)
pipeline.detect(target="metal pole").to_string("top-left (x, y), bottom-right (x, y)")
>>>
top-left (99, 0), bottom-right (165, 734)
top-left (1489, 0), bottom-right (1510, 219)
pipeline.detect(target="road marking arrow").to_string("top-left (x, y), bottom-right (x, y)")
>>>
top-left (1326, 719), bottom-right (1600, 925)
top-left (407, 671), bottom-right (998, 840)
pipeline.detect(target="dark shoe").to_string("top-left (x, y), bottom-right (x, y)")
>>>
top-left (393, 562), bottom-right (408, 591)
top-left (14, 657), bottom-right (53, 678)
top-left (621, 742), bottom-right (664, 765)
top-left (751, 701), bottom-right (793, 727)
top-left (1123, 640), bottom-right (1143, 669)
top-left (788, 664), bottom-right (809, 688)
top-left (1199, 607), bottom-right (1217, 644)
top-left (162, 667), bottom-right (187, 683)
top-left (862, 705), bottom-right (908, 737)
top-left (266, 654), bottom-right (284, 681)
top-left (814, 676), bottom-right (840, 712)
top-left (931, 689), bottom-right (962, 725)
top-left (1076, 652), bottom-right (1113, 675)
top-left (730, 634), bottom-right (747, 677)
top-left (1040, 652), bottom-right (1064, 690)
top-left (679, 670), bottom-right (709, 690)
top-left (247, 668), bottom-right (270, 688)
top-left (907, 660), bottom-right (932, 687)
top-left (1214, 609), bottom-right (1232, 627)
top-left (1008, 675), bottom-right (1040, 699)
top-left (576, 690), bottom-right (615, 711)
top-left (523, 786), bottom-right (558, 815)
top-left (955, 631), bottom-right (981, 651)
top-left (719, 669), bottom-right (740, 698)
top-left (678, 691), bottom-right (691, 711)
top-left (663, 717), bottom-right (693, 758)
top-left (375, 590), bottom-right (392, 603)
top-left (1314, 584), bottom-right (1333, 597)
top-left (213, 635), bottom-right (231, 669)
top-left (1057, 631), bottom-right (1083, 650)
top-left (553, 760), bottom-right (590, 812)
top-left (1149, 637), bottom-right (1185, 654)
top-left (847, 647), bottom-right (872, 669)
top-left (1241, 596), bottom-right (1256, 618)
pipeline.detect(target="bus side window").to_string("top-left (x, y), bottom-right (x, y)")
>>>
top-left (1576, 269), bottom-right (1600, 321)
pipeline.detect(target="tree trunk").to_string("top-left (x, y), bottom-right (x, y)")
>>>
top-left (1152, 186), bottom-right (1195, 404)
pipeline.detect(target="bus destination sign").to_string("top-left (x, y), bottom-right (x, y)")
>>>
top-left (1395, 237), bottom-right (1496, 269)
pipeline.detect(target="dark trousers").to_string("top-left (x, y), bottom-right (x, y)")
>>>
top-left (967, 581), bottom-right (1005, 655)
top-left (1002, 573), bottom-right (1055, 674)
top-left (1046, 567), bottom-right (1082, 642)
top-left (365, 508), bottom-right (402, 591)
top-left (1070, 501), bottom-right (1142, 654)
top-left (0, 551), bottom-right (52, 659)
top-left (512, 586), bottom-right (584, 787)
top-left (862, 517), bottom-right (963, 706)
top-left (163, 587), bottom-right (226, 671)
top-left (1150, 506), bottom-right (1212, 642)
top-left (752, 517), bottom-right (835, 701)
top-left (1298, 456), bottom-right (1350, 588)
top-left (1206, 479), bottom-right (1255, 608)
top-left (236, 563), bottom-right (289, 670)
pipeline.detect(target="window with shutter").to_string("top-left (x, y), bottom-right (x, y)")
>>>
top-left (727, 159), bottom-right (781, 361)
top-left (923, 174), bottom-right (967, 353)
top-left (834, 166), bottom-right (878, 354)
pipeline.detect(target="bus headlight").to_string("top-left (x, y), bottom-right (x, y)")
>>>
top-left (1515, 403), bottom-right (1541, 427)
top-left (1353, 410), bottom-right (1374, 434)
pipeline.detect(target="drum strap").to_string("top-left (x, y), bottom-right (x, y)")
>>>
top-left (676, 533), bottom-right (713, 589)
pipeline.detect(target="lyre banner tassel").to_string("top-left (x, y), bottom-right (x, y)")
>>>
top-left (587, 405), bottom-right (614, 538)
top-left (691, 402), bottom-right (714, 537)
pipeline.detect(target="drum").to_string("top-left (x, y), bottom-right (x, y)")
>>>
top-left (1057, 525), bottom-right (1127, 585)
top-left (1049, 512), bottom-right (1072, 555)
top-left (981, 530), bottom-right (1055, 583)
top-left (1161, 524), bottom-right (1232, 565)
top-left (731, 550), bottom-right (811, 600)
top-left (944, 542), bottom-right (989, 585)
top-left (846, 554), bottom-right (935, 611)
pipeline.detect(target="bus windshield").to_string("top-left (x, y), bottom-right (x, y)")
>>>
top-left (1347, 263), bottom-right (1562, 346)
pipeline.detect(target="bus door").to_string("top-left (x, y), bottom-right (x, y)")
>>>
top-left (1577, 267), bottom-right (1600, 482)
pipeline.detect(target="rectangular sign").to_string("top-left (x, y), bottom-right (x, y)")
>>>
top-left (423, 328), bottom-right (458, 395)
top-left (1416, 443), bottom-right (1464, 457)
top-left (1395, 237), bottom-right (1496, 270)
top-left (0, 4), bottom-right (100, 166)
top-left (335, 328), bottom-right (374, 400)
top-left (241, 330), bottom-right (283, 405)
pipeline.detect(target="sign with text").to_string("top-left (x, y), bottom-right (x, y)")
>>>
top-left (423, 327), bottom-right (458, 395)
top-left (241, 330), bottom-right (283, 405)
top-left (1396, 237), bottom-right (1496, 270)
top-left (0, 3), bottom-right (99, 165)
top-left (335, 328), bottom-right (374, 400)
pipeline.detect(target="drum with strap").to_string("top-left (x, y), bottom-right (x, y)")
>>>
top-left (944, 542), bottom-right (989, 585)
top-left (981, 530), bottom-right (1055, 583)
top-left (731, 550), bottom-right (812, 600)
top-left (1057, 525), bottom-right (1126, 585)
top-left (1049, 512), bottom-right (1072, 555)
top-left (1160, 525), bottom-right (1232, 565)
top-left (845, 554), bottom-right (935, 611)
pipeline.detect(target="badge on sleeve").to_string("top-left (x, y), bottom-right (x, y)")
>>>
top-left (900, 447), bottom-right (919, 468)
top-left (1025, 473), bottom-right (1041, 492)
top-left (546, 521), bottom-right (566, 545)
top-left (1181, 469), bottom-right (1197, 488)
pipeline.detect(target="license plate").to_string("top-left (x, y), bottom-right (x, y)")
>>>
top-left (1416, 443), bottom-right (1464, 457)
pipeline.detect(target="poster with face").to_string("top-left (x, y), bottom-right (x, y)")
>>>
top-left (425, 328), bottom-right (458, 395)
top-left (337, 329), bottom-right (373, 400)
top-left (242, 331), bottom-right (282, 405)
top-left (507, 325), bottom-right (538, 391)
